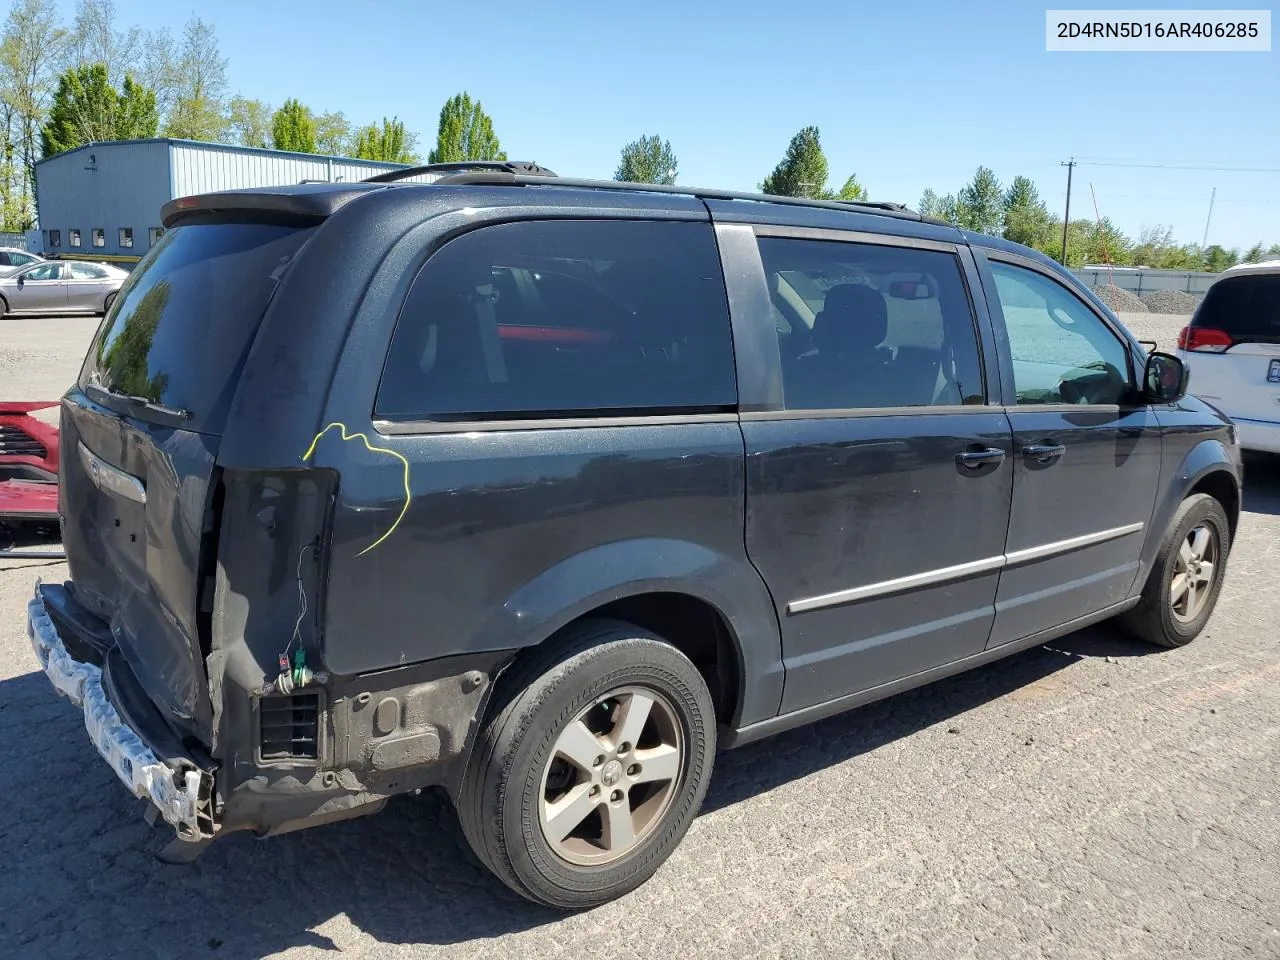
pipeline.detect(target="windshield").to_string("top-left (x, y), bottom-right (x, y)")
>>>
top-left (1193, 274), bottom-right (1280, 342)
top-left (80, 221), bottom-right (315, 432)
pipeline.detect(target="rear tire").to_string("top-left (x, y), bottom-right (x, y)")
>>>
top-left (456, 619), bottom-right (716, 909)
top-left (1121, 493), bottom-right (1230, 648)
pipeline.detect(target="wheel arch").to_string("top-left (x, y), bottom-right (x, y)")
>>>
top-left (480, 537), bottom-right (785, 730)
top-left (1137, 438), bottom-right (1242, 592)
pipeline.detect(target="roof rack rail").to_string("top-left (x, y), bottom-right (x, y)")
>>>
top-left (428, 172), bottom-right (926, 222)
top-left (362, 161), bottom-right (557, 184)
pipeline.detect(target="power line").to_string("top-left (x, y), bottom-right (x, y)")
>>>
top-left (1074, 159), bottom-right (1280, 173)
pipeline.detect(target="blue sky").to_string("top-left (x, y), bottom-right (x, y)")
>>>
top-left (93, 0), bottom-right (1278, 250)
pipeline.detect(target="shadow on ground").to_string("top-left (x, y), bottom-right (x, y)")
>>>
top-left (1242, 452), bottom-right (1280, 516)
top-left (0, 615), bottom-right (1153, 959)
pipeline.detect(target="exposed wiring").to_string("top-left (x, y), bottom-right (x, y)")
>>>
top-left (300, 421), bottom-right (412, 556)
top-left (285, 540), bottom-right (316, 659)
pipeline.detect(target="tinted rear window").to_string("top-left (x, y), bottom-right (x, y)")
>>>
top-left (375, 219), bottom-right (736, 421)
top-left (81, 222), bottom-right (314, 432)
top-left (1193, 274), bottom-right (1280, 341)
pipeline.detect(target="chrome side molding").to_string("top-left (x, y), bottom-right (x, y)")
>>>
top-left (787, 522), bottom-right (1145, 614)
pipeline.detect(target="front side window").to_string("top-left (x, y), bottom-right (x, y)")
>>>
top-left (69, 229), bottom-right (81, 248)
top-left (988, 260), bottom-right (1132, 405)
top-left (119, 227), bottom-right (133, 248)
top-left (91, 228), bottom-right (105, 247)
top-left (757, 237), bottom-right (985, 410)
top-left (376, 220), bottom-right (736, 421)
top-left (24, 263), bottom-right (63, 281)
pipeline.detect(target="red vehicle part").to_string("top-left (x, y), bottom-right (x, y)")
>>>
top-left (0, 401), bottom-right (60, 522)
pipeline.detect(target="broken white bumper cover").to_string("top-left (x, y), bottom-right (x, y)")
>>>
top-left (26, 583), bottom-right (209, 837)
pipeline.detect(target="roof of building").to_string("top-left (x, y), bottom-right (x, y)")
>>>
top-left (34, 138), bottom-right (414, 170)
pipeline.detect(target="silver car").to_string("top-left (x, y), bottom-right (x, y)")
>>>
top-left (0, 246), bottom-right (43, 273)
top-left (0, 260), bottom-right (127, 316)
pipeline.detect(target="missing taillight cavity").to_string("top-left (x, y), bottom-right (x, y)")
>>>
top-left (1178, 326), bottom-right (1234, 353)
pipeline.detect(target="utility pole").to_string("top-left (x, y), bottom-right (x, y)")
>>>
top-left (1061, 158), bottom-right (1076, 264)
top-left (1201, 187), bottom-right (1216, 248)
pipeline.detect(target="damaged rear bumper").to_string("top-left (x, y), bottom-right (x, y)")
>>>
top-left (26, 581), bottom-right (214, 838)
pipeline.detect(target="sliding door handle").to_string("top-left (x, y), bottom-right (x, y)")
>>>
top-left (956, 446), bottom-right (1007, 468)
top-left (1022, 443), bottom-right (1066, 464)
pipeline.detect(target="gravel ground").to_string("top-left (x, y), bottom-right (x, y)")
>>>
top-left (1141, 291), bottom-right (1202, 316)
top-left (1091, 284), bottom-right (1148, 313)
top-left (4, 310), bottom-right (1276, 960)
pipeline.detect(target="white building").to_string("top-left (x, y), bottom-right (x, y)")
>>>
top-left (34, 138), bottom-right (416, 258)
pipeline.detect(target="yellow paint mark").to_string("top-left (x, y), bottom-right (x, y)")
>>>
top-left (301, 422), bottom-right (411, 557)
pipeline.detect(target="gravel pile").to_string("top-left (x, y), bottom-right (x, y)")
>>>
top-left (1141, 289), bottom-right (1202, 314)
top-left (1090, 283), bottom-right (1148, 313)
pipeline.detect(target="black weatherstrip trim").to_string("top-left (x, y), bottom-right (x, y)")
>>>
top-left (373, 413), bottom-right (739, 435)
top-left (751, 224), bottom-right (958, 252)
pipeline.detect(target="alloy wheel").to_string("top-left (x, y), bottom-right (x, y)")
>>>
top-left (538, 686), bottom-right (684, 866)
top-left (1170, 523), bottom-right (1217, 623)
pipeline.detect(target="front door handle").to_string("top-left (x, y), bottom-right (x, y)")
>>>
top-left (1022, 443), bottom-right (1066, 464)
top-left (955, 446), bottom-right (1007, 469)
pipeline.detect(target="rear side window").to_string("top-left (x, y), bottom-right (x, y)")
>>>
top-left (757, 237), bottom-right (985, 409)
top-left (1194, 274), bottom-right (1280, 343)
top-left (376, 220), bottom-right (736, 421)
top-left (81, 222), bottom-right (314, 433)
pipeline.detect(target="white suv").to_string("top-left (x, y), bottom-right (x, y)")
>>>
top-left (1177, 261), bottom-right (1280, 454)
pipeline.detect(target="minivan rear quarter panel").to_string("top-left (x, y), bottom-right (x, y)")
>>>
top-left (246, 191), bottom-right (788, 728)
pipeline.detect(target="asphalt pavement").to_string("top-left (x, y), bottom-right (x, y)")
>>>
top-left (1, 312), bottom-right (1276, 960)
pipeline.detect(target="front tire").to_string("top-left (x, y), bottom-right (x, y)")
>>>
top-left (1121, 493), bottom-right (1230, 648)
top-left (457, 619), bottom-right (716, 909)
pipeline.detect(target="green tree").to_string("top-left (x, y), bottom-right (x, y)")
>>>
top-left (427, 92), bottom-right (505, 164)
top-left (227, 95), bottom-right (270, 148)
top-left (1002, 175), bottom-right (1053, 248)
top-left (353, 116), bottom-right (417, 163)
top-left (39, 62), bottom-right (155, 156)
top-left (64, 0), bottom-right (139, 83)
top-left (955, 166), bottom-right (1004, 235)
top-left (835, 174), bottom-right (867, 201)
top-left (163, 17), bottom-right (226, 141)
top-left (314, 110), bottom-right (350, 155)
top-left (614, 134), bottom-right (677, 184)
top-left (0, 0), bottom-right (66, 230)
top-left (760, 126), bottom-right (829, 199)
top-left (115, 72), bottom-right (155, 138)
top-left (39, 62), bottom-right (114, 154)
top-left (271, 97), bottom-right (315, 153)
top-left (1242, 242), bottom-right (1265, 264)
top-left (1267, 243), bottom-right (1280, 258)
top-left (1203, 245), bottom-right (1239, 273)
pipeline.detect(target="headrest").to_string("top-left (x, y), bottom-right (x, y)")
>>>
top-left (812, 283), bottom-right (888, 355)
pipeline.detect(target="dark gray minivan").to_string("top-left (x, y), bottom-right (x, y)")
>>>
top-left (27, 163), bottom-right (1241, 908)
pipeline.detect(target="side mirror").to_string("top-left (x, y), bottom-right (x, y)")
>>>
top-left (16, 274), bottom-right (23, 287)
top-left (1143, 351), bottom-right (1188, 404)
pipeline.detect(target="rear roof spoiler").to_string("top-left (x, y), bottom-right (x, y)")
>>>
top-left (160, 184), bottom-right (386, 228)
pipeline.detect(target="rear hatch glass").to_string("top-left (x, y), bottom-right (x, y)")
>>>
top-left (80, 221), bottom-right (316, 433)
top-left (1192, 273), bottom-right (1280, 344)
